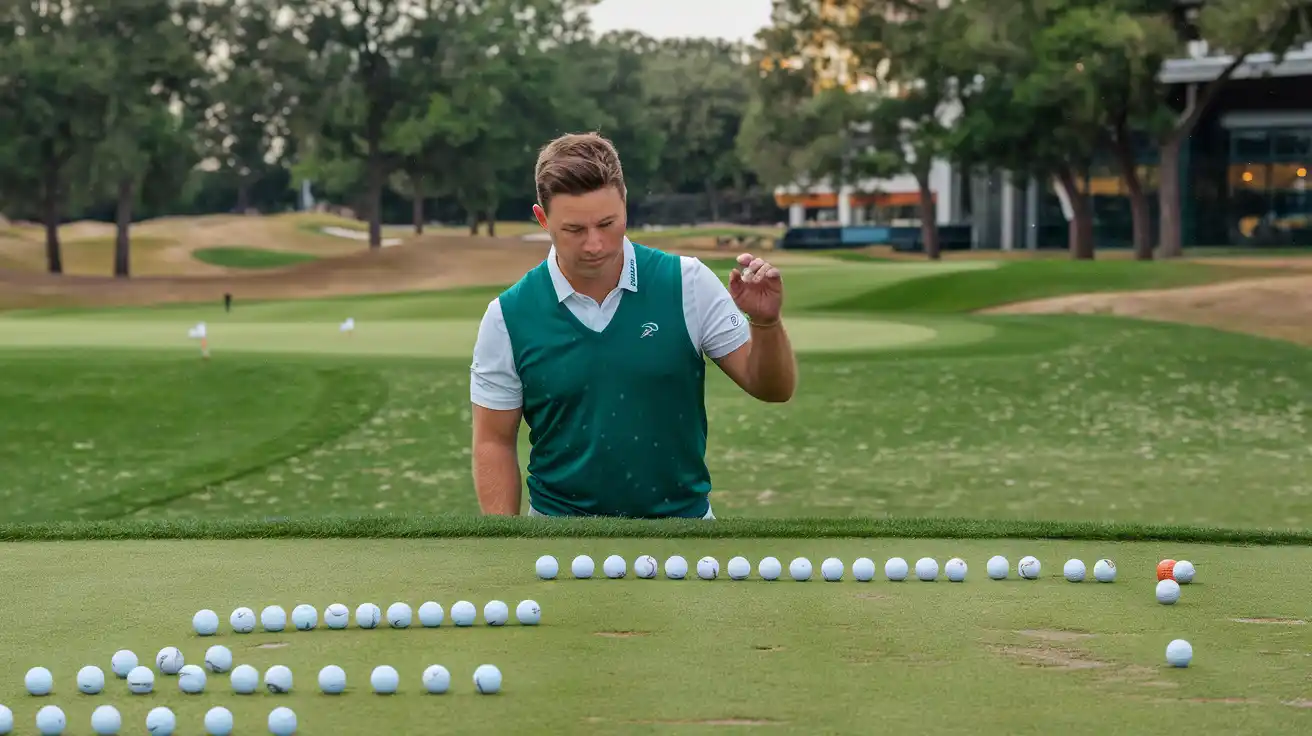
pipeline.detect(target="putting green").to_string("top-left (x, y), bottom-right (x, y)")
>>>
top-left (0, 538), bottom-right (1308, 734)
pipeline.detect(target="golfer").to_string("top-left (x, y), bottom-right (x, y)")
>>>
top-left (470, 132), bottom-right (797, 518)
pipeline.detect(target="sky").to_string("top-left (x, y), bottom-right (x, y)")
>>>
top-left (588, 0), bottom-right (774, 43)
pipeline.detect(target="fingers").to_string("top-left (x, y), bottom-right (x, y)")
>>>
top-left (737, 256), bottom-right (780, 284)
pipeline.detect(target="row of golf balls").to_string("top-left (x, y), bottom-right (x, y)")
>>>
top-left (197, 599), bottom-right (541, 635)
top-left (0, 704), bottom-right (295, 736)
top-left (540, 554), bottom-right (1119, 582)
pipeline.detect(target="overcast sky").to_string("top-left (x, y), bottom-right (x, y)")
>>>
top-left (588, 0), bottom-right (774, 42)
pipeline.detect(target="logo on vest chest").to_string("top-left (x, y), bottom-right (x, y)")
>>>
top-left (640, 322), bottom-right (659, 338)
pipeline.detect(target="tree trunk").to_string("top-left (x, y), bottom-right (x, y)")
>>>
top-left (114, 177), bottom-right (134, 278)
top-left (467, 210), bottom-right (480, 235)
top-left (915, 170), bottom-right (940, 260)
top-left (1157, 134), bottom-right (1185, 258)
top-left (411, 181), bottom-right (425, 235)
top-left (235, 173), bottom-right (252, 214)
top-left (705, 178), bottom-right (721, 222)
top-left (1111, 117), bottom-right (1153, 260)
top-left (365, 141), bottom-right (384, 249)
top-left (486, 208), bottom-right (496, 237)
top-left (1056, 165), bottom-right (1095, 260)
top-left (41, 154), bottom-right (63, 275)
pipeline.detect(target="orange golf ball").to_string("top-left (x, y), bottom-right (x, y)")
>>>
top-left (1157, 559), bottom-right (1176, 581)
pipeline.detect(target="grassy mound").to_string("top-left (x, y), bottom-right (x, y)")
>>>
top-left (193, 246), bottom-right (320, 269)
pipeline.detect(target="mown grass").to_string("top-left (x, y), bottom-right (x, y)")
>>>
top-left (193, 246), bottom-right (320, 269)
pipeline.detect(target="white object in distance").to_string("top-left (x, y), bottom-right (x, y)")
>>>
top-left (1165, 639), bottom-right (1193, 667)
top-left (603, 554), bottom-right (627, 578)
top-left (696, 556), bottom-right (720, 580)
top-left (1172, 560), bottom-right (1196, 584)
top-left (758, 556), bottom-right (782, 580)
top-left (664, 555), bottom-right (689, 579)
top-left (914, 557), bottom-right (939, 581)
top-left (1156, 579), bottom-right (1181, 605)
top-left (571, 554), bottom-right (595, 579)
top-left (986, 556), bottom-right (1009, 580)
top-left (473, 664), bottom-right (502, 694)
top-left (727, 556), bottom-right (751, 580)
top-left (885, 557), bottom-right (909, 581)
top-left (789, 557), bottom-right (813, 581)
top-left (535, 555), bottom-right (559, 579)
top-left (945, 558), bottom-right (967, 582)
top-left (1093, 559), bottom-right (1117, 582)
top-left (1063, 559), bottom-right (1087, 582)
top-left (516, 600), bottom-right (541, 625)
top-left (483, 600), bottom-right (510, 626)
top-left (821, 558), bottom-right (844, 582)
top-left (633, 555), bottom-right (658, 578)
top-left (1018, 556), bottom-right (1042, 580)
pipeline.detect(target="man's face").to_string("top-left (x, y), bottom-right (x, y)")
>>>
top-left (533, 187), bottom-right (626, 281)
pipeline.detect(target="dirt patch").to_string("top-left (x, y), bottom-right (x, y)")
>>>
top-left (752, 644), bottom-right (784, 652)
top-left (256, 642), bottom-right (289, 649)
top-left (627, 719), bottom-right (784, 727)
top-left (1099, 664), bottom-right (1178, 688)
top-left (1284, 699), bottom-right (1312, 708)
top-left (594, 631), bottom-right (649, 638)
top-left (854, 592), bottom-right (890, 600)
top-left (1017, 629), bottom-right (1096, 642)
top-left (990, 644), bottom-right (1108, 671)
top-left (1231, 617), bottom-right (1307, 625)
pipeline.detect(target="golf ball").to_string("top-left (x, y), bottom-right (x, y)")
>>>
top-left (77, 665), bottom-right (105, 694)
top-left (260, 605), bottom-right (287, 632)
top-left (25, 666), bottom-right (53, 695)
top-left (986, 555), bottom-right (1009, 579)
top-left (789, 557), bottom-right (812, 581)
top-left (387, 602), bottom-right (413, 628)
top-left (126, 666), bottom-right (154, 694)
top-left (229, 664), bottom-right (259, 694)
top-left (422, 664), bottom-right (451, 694)
top-left (90, 704), bottom-right (121, 735)
top-left (418, 601), bottom-right (444, 627)
top-left (35, 705), bottom-right (64, 736)
top-left (758, 556), bottom-right (782, 580)
top-left (885, 557), bottom-right (909, 581)
top-left (484, 600), bottom-right (510, 626)
top-left (516, 599), bottom-right (541, 625)
top-left (1173, 560), bottom-right (1196, 584)
top-left (603, 554), bottom-right (628, 578)
top-left (318, 665), bottom-right (346, 694)
top-left (821, 557), bottom-right (844, 581)
top-left (178, 664), bottom-right (206, 693)
top-left (110, 650), bottom-right (138, 678)
top-left (1165, 638), bottom-right (1193, 667)
top-left (267, 706), bottom-right (297, 736)
top-left (371, 665), bottom-right (399, 694)
top-left (536, 555), bottom-right (559, 579)
top-left (473, 664), bottom-right (502, 694)
top-left (145, 708), bottom-right (175, 736)
top-left (155, 647), bottom-right (184, 675)
top-left (1018, 556), bottom-right (1042, 580)
top-left (1156, 579), bottom-right (1181, 605)
top-left (915, 558), bottom-right (939, 581)
top-left (229, 607), bottom-right (256, 633)
top-left (193, 609), bottom-right (220, 636)
top-left (727, 556), bottom-right (751, 580)
top-left (945, 558), bottom-right (968, 582)
top-left (291, 604), bottom-right (318, 631)
top-left (697, 556), bottom-right (720, 580)
top-left (356, 602), bottom-right (382, 629)
top-left (852, 557), bottom-right (876, 581)
top-left (572, 554), bottom-right (595, 578)
top-left (634, 555), bottom-right (658, 578)
top-left (1063, 559), bottom-right (1087, 582)
top-left (1157, 559), bottom-right (1176, 581)
top-left (264, 665), bottom-right (293, 694)
top-left (665, 555), bottom-right (689, 579)
top-left (1093, 559), bottom-right (1117, 582)
top-left (203, 706), bottom-right (233, 736)
top-left (0, 706), bottom-right (9, 735)
top-left (204, 645), bottom-right (233, 673)
top-left (451, 600), bottom-right (477, 626)
top-left (324, 603), bottom-right (350, 629)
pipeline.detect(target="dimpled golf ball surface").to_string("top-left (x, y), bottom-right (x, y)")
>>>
top-left (146, 707), bottom-right (175, 735)
top-left (664, 555), bottom-right (688, 579)
top-left (1156, 579), bottom-right (1181, 605)
top-left (1018, 556), bottom-right (1042, 579)
top-left (387, 602), bottom-right (412, 628)
top-left (0, 706), bottom-right (12, 735)
top-left (203, 707), bottom-right (233, 736)
top-left (1166, 639), bottom-right (1193, 667)
top-left (261, 605), bottom-right (287, 632)
top-left (634, 555), bottom-right (658, 578)
top-left (986, 556), bottom-right (1009, 579)
top-left (1063, 559), bottom-right (1087, 582)
top-left (603, 554), bottom-right (627, 578)
top-left (229, 607), bottom-right (256, 633)
top-left (156, 647), bottom-right (184, 675)
top-left (90, 705), bottom-right (120, 735)
top-left (229, 664), bottom-right (258, 694)
top-left (292, 604), bottom-right (318, 630)
top-left (789, 557), bottom-right (812, 581)
top-left (371, 665), bottom-right (399, 694)
top-left (268, 707), bottom-right (297, 736)
top-left (945, 558), bottom-right (967, 582)
top-left (265, 665), bottom-right (293, 694)
top-left (193, 609), bottom-right (220, 636)
top-left (110, 650), bottom-right (138, 678)
top-left (1094, 559), bottom-right (1117, 582)
top-left (484, 600), bottom-right (509, 626)
top-left (127, 666), bottom-right (154, 694)
top-left (473, 664), bottom-right (502, 694)
top-left (418, 601), bottom-right (444, 627)
top-left (536, 555), bottom-right (559, 579)
top-left (1173, 560), bottom-right (1196, 584)
top-left (324, 603), bottom-right (350, 629)
top-left (423, 665), bottom-right (451, 694)
top-left (178, 665), bottom-right (207, 693)
top-left (915, 558), bottom-right (939, 581)
top-left (318, 665), bottom-right (346, 694)
top-left (885, 557), bottom-right (909, 581)
top-left (516, 600), bottom-right (541, 625)
top-left (727, 556), bottom-right (751, 580)
top-left (77, 665), bottom-right (105, 694)
top-left (204, 645), bottom-right (233, 673)
top-left (697, 556), bottom-right (719, 580)
top-left (451, 601), bottom-right (477, 626)
top-left (820, 558), bottom-right (843, 581)
top-left (26, 667), bottom-right (53, 695)
top-left (758, 556), bottom-right (782, 580)
top-left (35, 705), bottom-right (64, 736)
top-left (356, 603), bottom-right (381, 629)
top-left (572, 554), bottom-right (595, 578)
top-left (852, 557), bottom-right (875, 581)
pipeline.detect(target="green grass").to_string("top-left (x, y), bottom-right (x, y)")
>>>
top-left (193, 247), bottom-right (320, 269)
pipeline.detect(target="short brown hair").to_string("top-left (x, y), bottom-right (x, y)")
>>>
top-left (534, 132), bottom-right (627, 211)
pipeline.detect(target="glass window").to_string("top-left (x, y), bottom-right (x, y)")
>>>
top-left (1232, 130), bottom-right (1271, 159)
top-left (1272, 129), bottom-right (1312, 159)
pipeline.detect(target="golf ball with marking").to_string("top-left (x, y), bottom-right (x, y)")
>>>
top-left (665, 555), bottom-right (688, 579)
top-left (229, 607), bottom-right (256, 633)
top-left (821, 557), bottom-right (844, 581)
top-left (484, 600), bottom-right (509, 626)
top-left (422, 665), bottom-right (451, 694)
top-left (35, 705), bottom-right (64, 736)
top-left (789, 557), bottom-right (812, 581)
top-left (418, 601), bottom-right (444, 627)
top-left (986, 556), bottom-right (1009, 580)
top-left (1157, 559), bottom-right (1176, 581)
top-left (451, 600), bottom-right (477, 626)
top-left (915, 558), bottom-right (939, 581)
top-left (371, 665), bottom-right (399, 694)
top-left (318, 665), bottom-right (346, 694)
top-left (77, 665), bottom-right (105, 694)
top-left (1018, 556), bottom-right (1042, 580)
top-left (260, 605), bottom-right (287, 632)
top-left (1173, 560), bottom-right (1195, 584)
top-left (1165, 639), bottom-right (1192, 667)
top-left (727, 556), bottom-right (751, 580)
top-left (0, 706), bottom-right (12, 736)
top-left (355, 603), bottom-right (381, 629)
top-left (603, 554), bottom-right (627, 578)
top-left (291, 604), bottom-right (318, 631)
top-left (852, 557), bottom-right (875, 581)
top-left (193, 609), bottom-right (219, 636)
top-left (634, 555), bottom-right (658, 578)
top-left (267, 707), bottom-right (297, 736)
top-left (1063, 559), bottom-right (1087, 582)
top-left (90, 705), bottom-right (120, 735)
top-left (110, 650), bottom-right (138, 678)
top-left (324, 603), bottom-right (350, 629)
top-left (203, 707), bottom-right (233, 736)
top-left (758, 556), bottom-right (782, 580)
top-left (229, 664), bottom-right (258, 694)
top-left (1156, 579), bottom-right (1180, 605)
top-left (536, 555), bottom-right (559, 579)
top-left (156, 647), bottom-right (184, 675)
top-left (885, 557), bottom-right (909, 581)
top-left (387, 602), bottom-right (412, 628)
top-left (264, 665), bottom-right (293, 694)
top-left (126, 666), bottom-right (154, 694)
top-left (572, 554), bottom-right (595, 579)
top-left (204, 645), bottom-right (232, 673)
top-left (516, 600), bottom-right (541, 625)
top-left (145, 707), bottom-right (174, 736)
top-left (26, 666), bottom-right (53, 695)
top-left (945, 558), bottom-right (968, 582)
top-left (1093, 559), bottom-right (1117, 582)
top-left (178, 665), bottom-right (206, 694)
top-left (473, 664), bottom-right (502, 694)
top-left (697, 556), bottom-right (719, 580)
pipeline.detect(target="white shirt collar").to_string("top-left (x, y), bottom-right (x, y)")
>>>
top-left (546, 236), bottom-right (637, 303)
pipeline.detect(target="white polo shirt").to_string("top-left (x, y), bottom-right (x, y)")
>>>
top-left (470, 237), bottom-right (750, 410)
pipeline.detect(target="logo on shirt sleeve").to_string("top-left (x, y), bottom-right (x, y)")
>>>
top-left (729, 314), bottom-right (740, 327)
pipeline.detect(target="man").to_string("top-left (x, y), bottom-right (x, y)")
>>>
top-left (469, 132), bottom-right (797, 519)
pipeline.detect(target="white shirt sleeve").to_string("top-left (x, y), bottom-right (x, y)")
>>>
top-left (469, 298), bottom-right (524, 410)
top-left (682, 256), bottom-right (750, 360)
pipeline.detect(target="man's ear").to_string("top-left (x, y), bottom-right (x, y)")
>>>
top-left (532, 204), bottom-right (548, 230)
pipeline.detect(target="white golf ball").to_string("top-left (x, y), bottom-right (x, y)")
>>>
top-left (291, 604), bottom-right (318, 631)
top-left (516, 599), bottom-right (541, 625)
top-left (387, 602), bottom-right (413, 628)
top-left (422, 664), bottom-right (451, 694)
top-left (370, 665), bottom-right (399, 694)
top-left (915, 557), bottom-right (939, 581)
top-left (77, 665), bottom-right (105, 694)
top-left (178, 664), bottom-right (206, 694)
top-left (324, 603), bottom-right (350, 629)
top-left (1165, 638), bottom-right (1193, 667)
top-left (484, 600), bottom-right (510, 626)
top-left (789, 557), bottom-right (813, 581)
top-left (986, 555), bottom-right (1009, 580)
top-left (229, 607), bottom-right (256, 633)
top-left (155, 647), bottom-right (184, 675)
top-left (536, 555), bottom-right (559, 579)
top-left (35, 705), bottom-right (64, 736)
top-left (1018, 556), bottom-right (1042, 579)
top-left (1063, 559), bottom-right (1087, 582)
top-left (145, 707), bottom-right (175, 736)
top-left (418, 601), bottom-right (444, 627)
top-left (90, 704), bottom-right (121, 735)
top-left (110, 650), bottom-right (138, 678)
top-left (203, 706), bottom-right (233, 736)
top-left (727, 556), bottom-right (751, 580)
top-left (1093, 559), bottom-right (1117, 582)
top-left (193, 609), bottom-right (220, 636)
top-left (260, 605), bottom-right (287, 632)
top-left (758, 556), bottom-right (782, 580)
top-left (697, 556), bottom-right (720, 580)
top-left (1156, 579), bottom-right (1181, 605)
top-left (821, 557), bottom-right (844, 581)
top-left (126, 666), bottom-right (154, 694)
top-left (318, 665), bottom-right (346, 694)
top-left (25, 666), bottom-right (53, 695)
top-left (572, 554), bottom-right (595, 579)
top-left (603, 554), bottom-right (627, 578)
top-left (852, 557), bottom-right (876, 581)
top-left (355, 602), bottom-right (381, 629)
top-left (885, 557), bottom-right (909, 581)
top-left (229, 664), bottom-right (259, 694)
top-left (267, 706), bottom-right (297, 736)
top-left (664, 555), bottom-right (688, 579)
top-left (1173, 560), bottom-right (1196, 584)
top-left (473, 664), bottom-right (502, 694)
top-left (264, 664), bottom-right (293, 694)
top-left (945, 558), bottom-right (968, 582)
top-left (634, 555), bottom-right (658, 578)
top-left (204, 645), bottom-right (233, 673)
top-left (451, 600), bottom-right (477, 626)
top-left (0, 706), bottom-right (9, 735)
